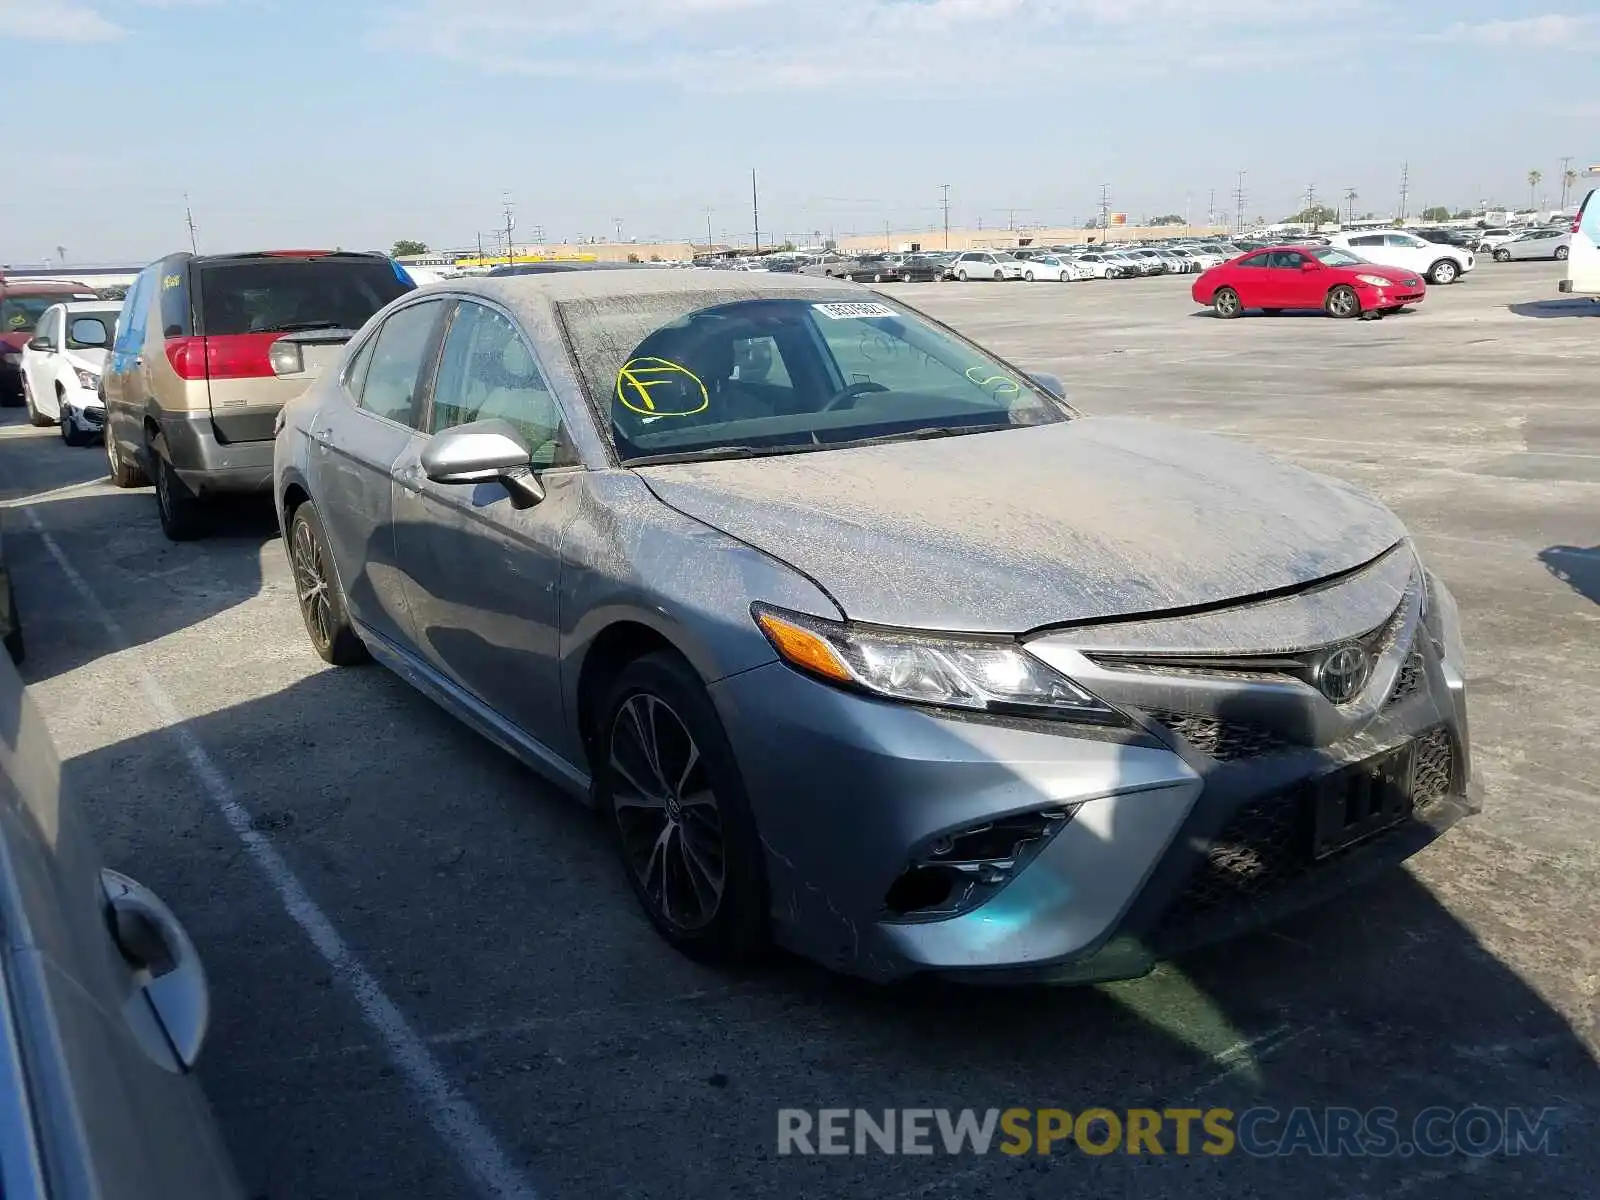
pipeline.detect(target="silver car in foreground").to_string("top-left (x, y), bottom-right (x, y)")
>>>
top-left (273, 271), bottom-right (1475, 984)
top-left (0, 651), bottom-right (244, 1197)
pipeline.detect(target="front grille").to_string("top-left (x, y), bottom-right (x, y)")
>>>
top-left (1149, 711), bottom-right (1292, 762)
top-left (82, 408), bottom-right (105, 427)
top-left (1162, 729), bottom-right (1458, 920)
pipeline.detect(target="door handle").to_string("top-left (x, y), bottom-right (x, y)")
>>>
top-left (314, 428), bottom-right (332, 446)
top-left (101, 868), bottom-right (211, 1070)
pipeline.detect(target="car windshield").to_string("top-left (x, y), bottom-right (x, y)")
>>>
top-left (1, 296), bottom-right (66, 334)
top-left (197, 257), bottom-right (412, 335)
top-left (65, 308), bottom-right (121, 349)
top-left (556, 293), bottom-right (1070, 465)
top-left (1313, 247), bottom-right (1369, 267)
top-left (990, 252), bottom-right (1017, 261)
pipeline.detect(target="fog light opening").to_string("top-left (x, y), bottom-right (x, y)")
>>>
top-left (883, 804), bottom-right (1080, 920)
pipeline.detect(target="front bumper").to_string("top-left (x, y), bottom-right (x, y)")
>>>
top-left (713, 570), bottom-right (1474, 984)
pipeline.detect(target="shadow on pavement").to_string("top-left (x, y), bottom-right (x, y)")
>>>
top-left (1508, 299), bottom-right (1600, 319)
top-left (60, 659), bottom-right (1600, 1199)
top-left (1540, 545), bottom-right (1600, 605)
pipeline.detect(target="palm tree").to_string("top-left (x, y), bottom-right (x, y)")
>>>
top-left (1528, 169), bottom-right (1543, 212)
top-left (1344, 187), bottom-right (1358, 224)
top-left (1563, 169), bottom-right (1579, 210)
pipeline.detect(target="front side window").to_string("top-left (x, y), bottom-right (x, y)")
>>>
top-left (558, 293), bottom-right (1070, 465)
top-left (1313, 247), bottom-right (1367, 267)
top-left (1237, 252), bottom-right (1271, 268)
top-left (1348, 235), bottom-right (1384, 247)
top-left (430, 302), bottom-right (575, 467)
top-left (356, 299), bottom-right (445, 427)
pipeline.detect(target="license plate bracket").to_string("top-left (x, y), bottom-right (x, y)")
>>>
top-left (1310, 744), bottom-right (1416, 859)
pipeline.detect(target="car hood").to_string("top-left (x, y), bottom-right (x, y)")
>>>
top-left (65, 347), bottom-right (107, 372)
top-left (1347, 262), bottom-right (1422, 283)
top-left (637, 417), bottom-right (1407, 633)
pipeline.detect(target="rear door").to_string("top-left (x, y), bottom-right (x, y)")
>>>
top-left (1565, 188), bottom-right (1599, 294)
top-left (308, 296), bottom-right (450, 651)
top-left (192, 254), bottom-right (414, 445)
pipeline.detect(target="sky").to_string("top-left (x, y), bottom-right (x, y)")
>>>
top-left (0, 0), bottom-right (1596, 263)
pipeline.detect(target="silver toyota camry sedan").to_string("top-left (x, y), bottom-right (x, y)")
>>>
top-left (272, 270), bottom-right (1475, 983)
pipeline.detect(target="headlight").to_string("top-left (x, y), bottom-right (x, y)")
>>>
top-left (752, 605), bottom-right (1123, 723)
top-left (1355, 274), bottom-right (1393, 287)
top-left (74, 367), bottom-right (100, 390)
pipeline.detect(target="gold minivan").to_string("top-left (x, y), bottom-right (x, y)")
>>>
top-left (102, 250), bottom-right (414, 539)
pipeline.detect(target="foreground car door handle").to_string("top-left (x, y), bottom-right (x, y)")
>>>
top-left (102, 869), bottom-right (211, 1071)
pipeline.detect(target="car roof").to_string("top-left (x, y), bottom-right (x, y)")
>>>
top-left (441, 267), bottom-right (866, 310)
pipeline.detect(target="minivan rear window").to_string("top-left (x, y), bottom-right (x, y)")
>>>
top-left (197, 258), bottom-right (412, 337)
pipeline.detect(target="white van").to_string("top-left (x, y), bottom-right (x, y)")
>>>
top-left (1559, 179), bottom-right (1599, 297)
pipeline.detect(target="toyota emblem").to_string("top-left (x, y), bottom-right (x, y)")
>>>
top-left (1317, 644), bottom-right (1370, 704)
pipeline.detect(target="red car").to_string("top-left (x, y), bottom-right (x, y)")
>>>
top-left (0, 273), bottom-right (100, 404)
top-left (1191, 244), bottom-right (1426, 320)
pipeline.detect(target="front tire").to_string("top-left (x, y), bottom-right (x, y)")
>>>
top-left (1212, 287), bottom-right (1243, 318)
top-left (287, 503), bottom-right (369, 666)
top-left (597, 652), bottom-right (767, 962)
top-left (1493, 249), bottom-right (1511, 263)
top-left (956, 269), bottom-right (968, 282)
top-left (1427, 259), bottom-right (1459, 285)
top-left (59, 403), bottom-right (87, 447)
top-left (1325, 285), bottom-right (1362, 318)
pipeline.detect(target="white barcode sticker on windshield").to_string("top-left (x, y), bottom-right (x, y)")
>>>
top-left (812, 301), bottom-right (896, 320)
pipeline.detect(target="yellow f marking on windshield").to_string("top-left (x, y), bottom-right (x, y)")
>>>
top-left (616, 357), bottom-right (710, 417)
top-left (965, 366), bottom-right (1021, 397)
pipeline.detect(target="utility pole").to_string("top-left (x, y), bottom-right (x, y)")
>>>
top-left (477, 231), bottom-right (485, 263)
top-left (183, 192), bottom-right (199, 255)
top-left (751, 168), bottom-right (760, 253)
top-left (940, 184), bottom-right (951, 249)
top-left (1208, 188), bottom-right (1216, 228)
top-left (502, 193), bottom-right (516, 266)
top-left (884, 220), bottom-right (891, 250)
top-left (1184, 192), bottom-right (1191, 235)
top-left (705, 208), bottom-right (714, 251)
top-left (1007, 208), bottom-right (1016, 232)
top-left (613, 217), bottom-right (623, 243)
top-left (1398, 161), bottom-right (1410, 224)
top-left (1098, 183), bottom-right (1111, 240)
top-left (1233, 170), bottom-right (1247, 233)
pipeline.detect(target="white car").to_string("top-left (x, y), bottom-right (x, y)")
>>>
top-left (1470, 227), bottom-right (1520, 253)
top-left (950, 250), bottom-right (1026, 281)
top-left (1070, 252), bottom-right (1122, 279)
top-left (1491, 228), bottom-right (1572, 262)
top-left (18, 301), bottom-right (120, 445)
top-left (1326, 231), bottom-right (1475, 285)
top-left (1017, 254), bottom-right (1090, 281)
top-left (1174, 246), bottom-right (1226, 270)
top-left (1560, 186), bottom-right (1599, 298)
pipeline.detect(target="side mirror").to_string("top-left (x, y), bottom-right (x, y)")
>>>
top-left (1301, 260), bottom-right (1321, 271)
top-left (69, 317), bottom-right (109, 347)
top-left (27, 336), bottom-right (54, 353)
top-left (1029, 371), bottom-right (1067, 400)
top-left (420, 419), bottom-right (545, 507)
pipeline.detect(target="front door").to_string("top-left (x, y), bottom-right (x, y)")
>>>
top-left (392, 299), bottom-right (582, 753)
top-left (308, 296), bottom-right (449, 650)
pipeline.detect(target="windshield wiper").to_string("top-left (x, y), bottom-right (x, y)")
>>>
top-left (831, 422), bottom-right (1021, 449)
top-left (624, 443), bottom-right (828, 467)
top-left (255, 320), bottom-right (348, 333)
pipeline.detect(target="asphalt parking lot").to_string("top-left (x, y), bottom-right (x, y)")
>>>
top-left (2, 260), bottom-right (1596, 1199)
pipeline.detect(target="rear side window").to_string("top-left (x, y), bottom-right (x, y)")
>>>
top-left (159, 265), bottom-right (191, 337)
top-left (356, 299), bottom-right (447, 427)
top-left (115, 269), bottom-right (157, 354)
top-left (1348, 235), bottom-right (1384, 247)
top-left (197, 258), bottom-right (413, 337)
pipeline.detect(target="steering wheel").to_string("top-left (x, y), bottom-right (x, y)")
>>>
top-left (821, 380), bottom-right (889, 412)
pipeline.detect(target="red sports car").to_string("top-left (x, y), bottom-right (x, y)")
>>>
top-left (1191, 244), bottom-right (1426, 320)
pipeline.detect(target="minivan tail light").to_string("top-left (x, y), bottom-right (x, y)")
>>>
top-left (163, 334), bottom-right (282, 381)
